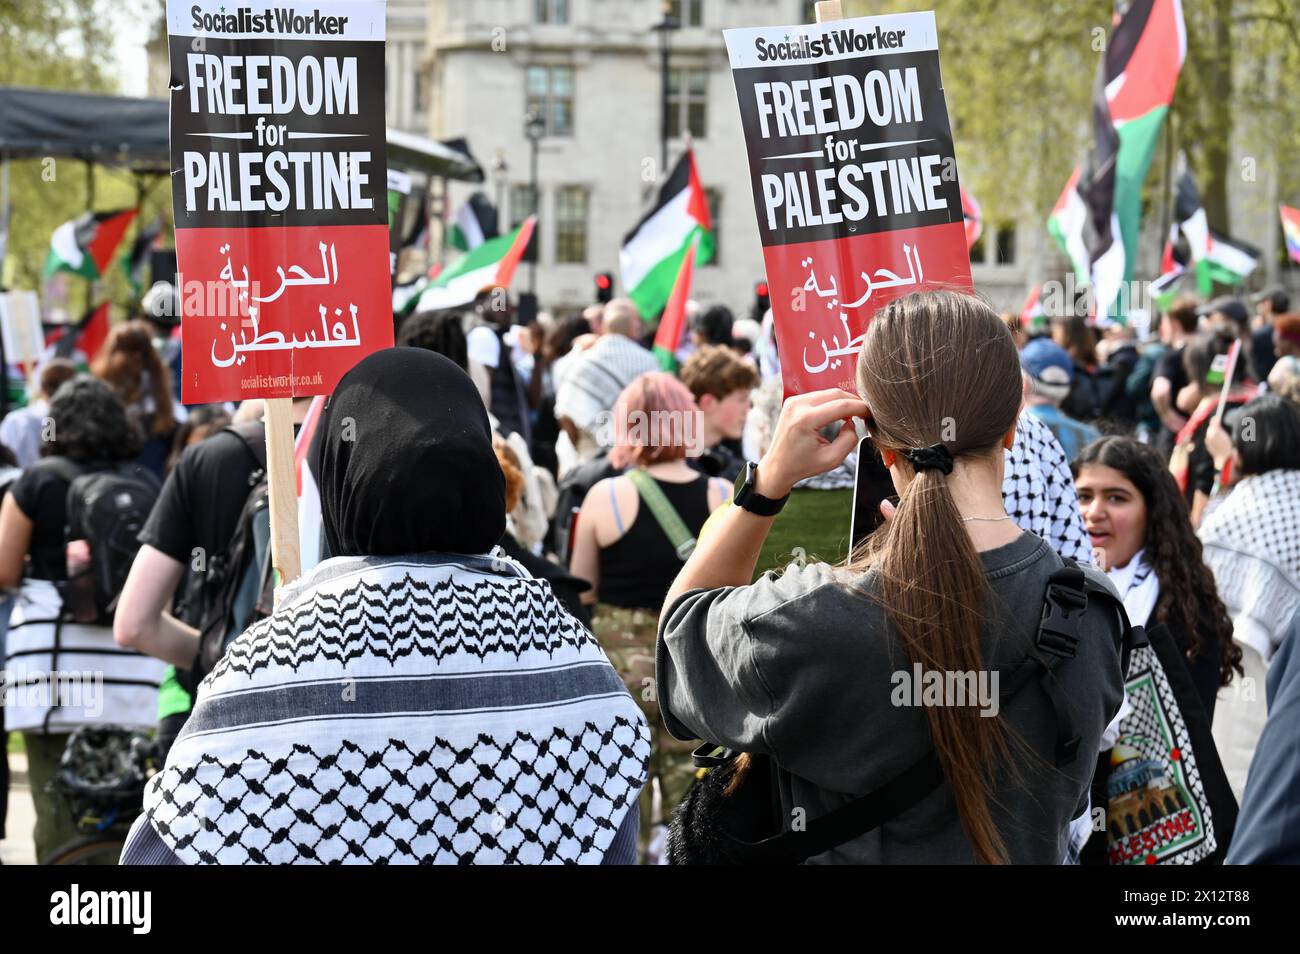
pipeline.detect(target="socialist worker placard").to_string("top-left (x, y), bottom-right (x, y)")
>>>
top-left (724, 11), bottom-right (972, 396)
top-left (168, 0), bottom-right (392, 402)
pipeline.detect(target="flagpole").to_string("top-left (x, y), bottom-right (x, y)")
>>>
top-left (1158, 112), bottom-right (1175, 289)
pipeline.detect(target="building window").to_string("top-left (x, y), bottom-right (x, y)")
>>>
top-left (667, 68), bottom-right (707, 138)
top-left (669, 0), bottom-right (704, 27)
top-left (526, 65), bottom-right (574, 137)
top-left (703, 187), bottom-right (721, 265)
top-left (995, 225), bottom-right (1016, 265)
top-left (555, 186), bottom-right (588, 264)
top-left (801, 1), bottom-right (819, 22)
top-left (534, 0), bottom-right (568, 23)
top-left (969, 231), bottom-right (986, 264)
top-left (510, 185), bottom-right (538, 229)
top-left (412, 68), bottom-right (427, 114)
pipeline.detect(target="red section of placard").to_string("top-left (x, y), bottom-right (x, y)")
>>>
top-left (177, 223), bottom-right (392, 403)
top-left (762, 220), bottom-right (971, 396)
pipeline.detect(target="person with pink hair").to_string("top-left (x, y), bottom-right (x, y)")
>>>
top-left (570, 371), bottom-right (730, 861)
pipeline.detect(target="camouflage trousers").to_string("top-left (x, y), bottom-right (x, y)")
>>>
top-left (592, 604), bottom-right (699, 861)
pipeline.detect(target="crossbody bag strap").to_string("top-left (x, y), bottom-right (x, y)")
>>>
top-left (625, 470), bottom-right (697, 561)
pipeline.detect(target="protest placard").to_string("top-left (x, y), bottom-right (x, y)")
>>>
top-left (167, 0), bottom-right (391, 586)
top-left (167, 0), bottom-right (392, 405)
top-left (724, 9), bottom-right (972, 396)
top-left (0, 291), bottom-right (44, 368)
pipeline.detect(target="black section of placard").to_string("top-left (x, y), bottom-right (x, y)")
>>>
top-left (168, 33), bottom-right (387, 230)
top-left (731, 48), bottom-right (960, 248)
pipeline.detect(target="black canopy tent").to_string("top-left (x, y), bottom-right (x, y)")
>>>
top-left (0, 86), bottom-right (484, 413)
top-left (0, 85), bottom-right (485, 179)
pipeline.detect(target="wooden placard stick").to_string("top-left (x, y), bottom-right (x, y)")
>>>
top-left (264, 396), bottom-right (301, 600)
top-left (815, 0), bottom-right (843, 23)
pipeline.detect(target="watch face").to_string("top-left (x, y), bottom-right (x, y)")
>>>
top-left (733, 461), bottom-right (756, 500)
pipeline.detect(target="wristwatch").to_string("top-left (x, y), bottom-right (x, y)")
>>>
top-left (732, 461), bottom-right (789, 517)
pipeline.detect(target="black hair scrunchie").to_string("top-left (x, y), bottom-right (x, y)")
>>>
top-left (904, 443), bottom-right (955, 475)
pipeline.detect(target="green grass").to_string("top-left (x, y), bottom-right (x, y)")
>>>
top-left (756, 487), bottom-right (854, 577)
top-left (7, 732), bottom-right (24, 755)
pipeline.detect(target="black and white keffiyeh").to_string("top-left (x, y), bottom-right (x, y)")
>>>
top-left (1004, 409), bottom-right (1093, 564)
top-left (143, 552), bottom-right (650, 864)
top-left (1199, 468), bottom-right (1300, 662)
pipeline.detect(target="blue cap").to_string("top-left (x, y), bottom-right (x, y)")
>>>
top-left (1020, 338), bottom-right (1074, 389)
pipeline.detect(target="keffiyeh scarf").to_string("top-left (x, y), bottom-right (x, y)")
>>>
top-left (1199, 468), bottom-right (1300, 662)
top-left (143, 552), bottom-right (650, 864)
top-left (1004, 409), bottom-right (1093, 564)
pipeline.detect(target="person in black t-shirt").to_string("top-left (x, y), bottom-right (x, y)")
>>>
top-left (113, 420), bottom-right (266, 754)
top-left (1151, 296), bottom-right (1199, 458)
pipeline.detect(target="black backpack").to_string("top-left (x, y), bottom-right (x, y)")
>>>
top-left (667, 561), bottom-right (1135, 865)
top-left (176, 425), bottom-right (274, 694)
top-left (41, 458), bottom-right (161, 625)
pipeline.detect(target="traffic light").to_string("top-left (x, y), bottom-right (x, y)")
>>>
top-left (595, 271), bottom-right (614, 304)
top-left (752, 280), bottom-right (770, 321)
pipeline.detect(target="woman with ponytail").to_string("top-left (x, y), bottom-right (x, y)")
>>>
top-left (657, 290), bottom-right (1125, 864)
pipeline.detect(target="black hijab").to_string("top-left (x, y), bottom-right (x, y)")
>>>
top-left (318, 347), bottom-right (506, 557)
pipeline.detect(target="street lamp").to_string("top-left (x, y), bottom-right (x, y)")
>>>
top-left (524, 108), bottom-right (546, 298)
top-left (652, 5), bottom-right (680, 176)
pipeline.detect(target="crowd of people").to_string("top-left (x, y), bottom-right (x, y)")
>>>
top-left (1, 277), bottom-right (1299, 865)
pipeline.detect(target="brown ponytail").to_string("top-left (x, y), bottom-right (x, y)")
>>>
top-left (849, 290), bottom-right (1023, 864)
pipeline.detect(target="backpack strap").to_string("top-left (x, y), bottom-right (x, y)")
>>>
top-left (1000, 557), bottom-right (1141, 766)
top-left (224, 422), bottom-right (267, 477)
top-left (34, 457), bottom-right (86, 485)
top-left (625, 470), bottom-right (697, 561)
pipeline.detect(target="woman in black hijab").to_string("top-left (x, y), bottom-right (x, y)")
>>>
top-left (317, 346), bottom-right (507, 557)
top-left (122, 348), bottom-right (649, 865)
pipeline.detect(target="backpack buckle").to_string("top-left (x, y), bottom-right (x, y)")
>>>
top-left (1037, 583), bottom-right (1086, 659)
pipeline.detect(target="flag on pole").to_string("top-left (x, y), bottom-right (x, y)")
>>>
top-left (1197, 231), bottom-right (1260, 292)
top-left (44, 209), bottom-right (139, 280)
top-left (1019, 284), bottom-right (1047, 332)
top-left (1048, 167), bottom-right (1091, 284)
top-left (413, 216), bottom-right (536, 312)
top-left (1152, 228), bottom-right (1188, 310)
top-left (1280, 204), bottom-right (1300, 264)
top-left (448, 193), bottom-right (499, 252)
top-left (620, 147), bottom-right (714, 320)
top-left (1054, 0), bottom-right (1185, 320)
top-left (652, 236), bottom-right (699, 371)
top-left (122, 217), bottom-right (163, 295)
top-left (960, 185), bottom-right (983, 251)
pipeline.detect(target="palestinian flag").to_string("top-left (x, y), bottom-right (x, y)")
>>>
top-left (47, 301), bottom-right (110, 365)
top-left (1101, 0), bottom-right (1185, 309)
top-left (1151, 226), bottom-right (1188, 310)
top-left (1048, 167), bottom-right (1091, 284)
top-left (44, 208), bottom-right (138, 280)
top-left (414, 216), bottom-right (536, 312)
top-left (1019, 284), bottom-right (1047, 333)
top-left (122, 217), bottom-right (163, 295)
top-left (1280, 204), bottom-right (1300, 264)
top-left (1197, 230), bottom-right (1260, 292)
top-left (960, 185), bottom-right (983, 251)
top-left (620, 147), bottom-right (714, 320)
top-left (448, 193), bottom-right (499, 252)
top-left (1065, 0), bottom-right (1186, 320)
top-left (652, 235), bottom-right (699, 371)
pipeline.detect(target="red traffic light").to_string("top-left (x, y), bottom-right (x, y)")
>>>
top-left (755, 282), bottom-right (769, 298)
top-left (596, 274), bottom-right (611, 289)
top-left (594, 271), bottom-right (614, 303)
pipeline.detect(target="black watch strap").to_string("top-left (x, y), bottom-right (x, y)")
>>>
top-left (734, 461), bottom-right (789, 517)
